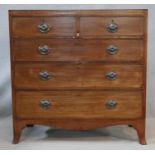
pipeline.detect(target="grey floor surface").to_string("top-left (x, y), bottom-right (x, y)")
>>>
top-left (0, 116), bottom-right (155, 150)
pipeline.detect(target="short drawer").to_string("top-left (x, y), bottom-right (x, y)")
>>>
top-left (14, 63), bottom-right (143, 89)
top-left (15, 91), bottom-right (143, 119)
top-left (80, 17), bottom-right (144, 36)
top-left (13, 39), bottom-right (144, 62)
top-left (11, 17), bottom-right (76, 37)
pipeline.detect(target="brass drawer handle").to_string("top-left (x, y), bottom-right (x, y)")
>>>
top-left (106, 45), bottom-right (118, 55)
top-left (106, 20), bottom-right (118, 33)
top-left (106, 100), bottom-right (117, 109)
top-left (40, 99), bottom-right (52, 109)
top-left (38, 45), bottom-right (50, 55)
top-left (39, 71), bottom-right (51, 80)
top-left (106, 71), bottom-right (117, 80)
top-left (38, 22), bottom-right (50, 33)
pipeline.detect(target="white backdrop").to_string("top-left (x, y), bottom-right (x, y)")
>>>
top-left (0, 4), bottom-right (155, 149)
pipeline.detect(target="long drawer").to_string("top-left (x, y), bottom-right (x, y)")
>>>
top-left (11, 16), bottom-right (144, 37)
top-left (14, 63), bottom-right (143, 89)
top-left (15, 91), bottom-right (143, 119)
top-left (13, 39), bottom-right (144, 62)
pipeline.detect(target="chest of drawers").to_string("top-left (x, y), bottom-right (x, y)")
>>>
top-left (9, 10), bottom-right (147, 144)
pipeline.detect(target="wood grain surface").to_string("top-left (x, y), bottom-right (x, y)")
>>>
top-left (13, 39), bottom-right (144, 62)
top-left (14, 63), bottom-right (143, 89)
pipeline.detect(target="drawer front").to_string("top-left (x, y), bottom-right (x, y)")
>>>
top-left (13, 39), bottom-right (143, 62)
top-left (14, 63), bottom-right (143, 89)
top-left (15, 91), bottom-right (143, 119)
top-left (80, 17), bottom-right (144, 36)
top-left (12, 17), bottom-right (76, 37)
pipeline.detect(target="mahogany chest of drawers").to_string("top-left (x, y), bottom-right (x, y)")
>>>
top-left (9, 10), bottom-right (147, 144)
